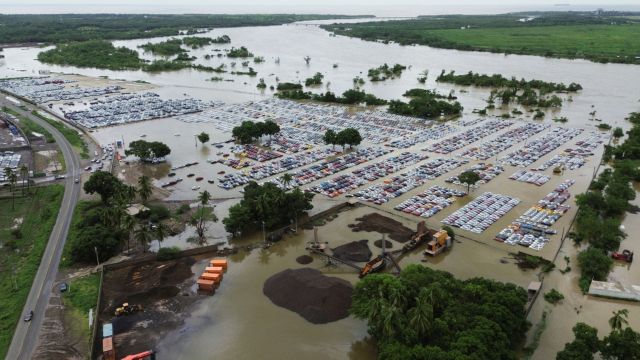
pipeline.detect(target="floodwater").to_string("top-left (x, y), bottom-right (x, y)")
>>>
top-left (2, 20), bottom-right (640, 359)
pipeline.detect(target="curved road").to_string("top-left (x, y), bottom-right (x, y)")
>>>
top-left (3, 98), bottom-right (81, 360)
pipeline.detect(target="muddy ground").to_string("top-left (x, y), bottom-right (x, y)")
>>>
top-left (350, 213), bottom-right (416, 243)
top-left (97, 255), bottom-right (207, 358)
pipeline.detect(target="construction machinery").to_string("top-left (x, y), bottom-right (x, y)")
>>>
top-left (114, 303), bottom-right (143, 317)
top-left (612, 249), bottom-right (634, 263)
top-left (424, 229), bottom-right (452, 257)
top-left (121, 350), bottom-right (155, 360)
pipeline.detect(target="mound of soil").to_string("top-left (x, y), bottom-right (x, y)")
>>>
top-left (296, 255), bottom-right (314, 264)
top-left (351, 213), bottom-right (414, 243)
top-left (263, 268), bottom-right (353, 324)
top-left (332, 240), bottom-right (372, 262)
top-left (373, 239), bottom-right (394, 249)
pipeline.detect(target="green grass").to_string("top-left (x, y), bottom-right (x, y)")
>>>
top-left (2, 107), bottom-right (54, 143)
top-left (63, 273), bottom-right (100, 314)
top-left (428, 24), bottom-right (640, 62)
top-left (60, 200), bottom-right (100, 268)
top-left (31, 111), bottom-right (90, 159)
top-left (0, 185), bottom-right (64, 359)
top-left (324, 13), bottom-right (640, 64)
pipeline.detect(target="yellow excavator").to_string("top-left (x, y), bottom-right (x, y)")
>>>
top-left (115, 303), bottom-right (143, 316)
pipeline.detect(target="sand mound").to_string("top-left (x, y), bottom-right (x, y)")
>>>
top-left (350, 213), bottom-right (414, 242)
top-left (296, 255), bottom-right (314, 264)
top-left (263, 268), bottom-right (353, 324)
top-left (332, 240), bottom-right (372, 262)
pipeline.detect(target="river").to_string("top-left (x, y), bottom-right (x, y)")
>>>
top-left (2, 18), bottom-right (640, 359)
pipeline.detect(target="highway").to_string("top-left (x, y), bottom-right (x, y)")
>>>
top-left (3, 98), bottom-right (81, 360)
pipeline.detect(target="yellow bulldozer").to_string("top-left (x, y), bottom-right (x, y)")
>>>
top-left (115, 303), bottom-right (143, 316)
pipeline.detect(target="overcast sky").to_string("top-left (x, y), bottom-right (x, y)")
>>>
top-left (2, 0), bottom-right (639, 16)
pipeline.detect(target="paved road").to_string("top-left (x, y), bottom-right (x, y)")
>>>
top-left (3, 98), bottom-right (81, 360)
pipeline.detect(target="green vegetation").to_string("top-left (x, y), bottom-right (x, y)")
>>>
top-left (367, 63), bottom-right (406, 81)
top-left (323, 12), bottom-right (640, 64)
top-left (61, 272), bottom-right (100, 344)
top-left (351, 264), bottom-right (528, 359)
top-left (277, 82), bottom-right (303, 91)
top-left (1, 14), bottom-right (368, 43)
top-left (458, 170), bottom-right (480, 192)
top-left (558, 312), bottom-right (640, 359)
top-left (573, 112), bottom-right (640, 292)
top-left (230, 67), bottom-right (257, 76)
top-left (544, 289), bottom-right (565, 304)
top-left (231, 120), bottom-right (280, 144)
top-left (139, 38), bottom-right (185, 56)
top-left (256, 78), bottom-right (267, 89)
top-left (227, 46), bottom-right (254, 58)
top-left (223, 182), bottom-right (314, 236)
top-left (125, 140), bottom-right (171, 161)
top-left (436, 70), bottom-right (582, 93)
top-left (157, 246), bottom-right (182, 260)
top-left (388, 88), bottom-right (463, 119)
top-left (323, 128), bottom-right (363, 149)
top-left (304, 72), bottom-right (324, 86)
top-left (613, 127), bottom-right (625, 138)
top-left (553, 116), bottom-right (569, 123)
top-left (197, 132), bottom-right (210, 145)
top-left (2, 107), bottom-right (54, 143)
top-left (597, 123), bottom-right (612, 130)
top-left (276, 88), bottom-right (387, 106)
top-left (0, 185), bottom-right (64, 359)
top-left (38, 40), bottom-right (145, 70)
top-left (30, 111), bottom-right (89, 159)
top-left (182, 35), bottom-right (230, 48)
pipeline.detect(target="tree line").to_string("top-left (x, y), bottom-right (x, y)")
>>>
top-left (388, 88), bottom-right (463, 118)
top-left (322, 128), bottom-right (363, 149)
top-left (125, 140), bottom-right (171, 162)
top-left (351, 264), bottom-right (529, 359)
top-left (573, 112), bottom-right (640, 292)
top-left (231, 120), bottom-right (280, 144)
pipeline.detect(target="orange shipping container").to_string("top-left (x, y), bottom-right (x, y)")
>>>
top-left (200, 273), bottom-right (222, 283)
top-left (209, 259), bottom-right (228, 269)
top-left (205, 266), bottom-right (224, 274)
top-left (103, 337), bottom-right (113, 352)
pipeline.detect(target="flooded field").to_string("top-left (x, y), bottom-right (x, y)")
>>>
top-left (2, 19), bottom-right (639, 359)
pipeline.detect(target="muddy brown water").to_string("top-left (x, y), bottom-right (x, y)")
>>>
top-left (2, 21), bottom-right (640, 359)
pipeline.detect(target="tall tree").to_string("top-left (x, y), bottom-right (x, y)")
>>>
top-left (121, 214), bottom-right (136, 253)
top-left (134, 224), bottom-right (152, 252)
top-left (83, 171), bottom-right (124, 204)
top-left (458, 171), bottom-right (481, 193)
top-left (137, 175), bottom-right (152, 203)
top-left (609, 309), bottom-right (630, 332)
top-left (19, 164), bottom-right (28, 195)
top-left (198, 190), bottom-right (212, 206)
top-left (280, 173), bottom-right (293, 190)
top-left (197, 132), bottom-right (210, 145)
top-left (155, 222), bottom-right (169, 250)
top-left (6, 169), bottom-right (17, 210)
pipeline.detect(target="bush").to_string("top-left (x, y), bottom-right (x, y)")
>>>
top-left (544, 289), bottom-right (565, 304)
top-left (157, 246), bottom-right (181, 261)
top-left (442, 225), bottom-right (455, 241)
top-left (69, 224), bottom-right (120, 264)
top-left (145, 204), bottom-right (170, 222)
top-left (176, 203), bottom-right (191, 215)
top-left (10, 228), bottom-right (22, 239)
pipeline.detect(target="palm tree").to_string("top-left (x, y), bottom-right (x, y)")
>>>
top-left (134, 224), bottom-right (152, 252)
top-left (125, 185), bottom-right (137, 205)
top-left (609, 309), bottom-right (629, 332)
top-left (191, 207), bottom-right (218, 245)
top-left (155, 222), bottom-right (169, 250)
top-left (137, 175), bottom-right (152, 203)
top-left (121, 214), bottom-right (136, 253)
top-left (198, 190), bottom-right (211, 207)
top-left (19, 164), bottom-right (28, 195)
top-left (6, 169), bottom-right (17, 210)
top-left (408, 290), bottom-right (434, 338)
top-left (280, 173), bottom-right (293, 190)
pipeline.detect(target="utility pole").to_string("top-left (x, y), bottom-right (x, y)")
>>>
top-left (262, 221), bottom-right (266, 244)
top-left (94, 246), bottom-right (100, 267)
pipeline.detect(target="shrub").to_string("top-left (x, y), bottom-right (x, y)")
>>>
top-left (157, 246), bottom-right (181, 261)
top-left (544, 289), bottom-right (565, 304)
top-left (176, 203), bottom-right (191, 215)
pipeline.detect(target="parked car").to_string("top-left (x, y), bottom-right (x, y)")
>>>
top-left (59, 282), bottom-right (68, 293)
top-left (24, 310), bottom-right (34, 322)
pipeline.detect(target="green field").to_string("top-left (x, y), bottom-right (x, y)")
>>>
top-left (62, 273), bottom-right (100, 346)
top-left (323, 12), bottom-right (640, 64)
top-left (0, 185), bottom-right (64, 359)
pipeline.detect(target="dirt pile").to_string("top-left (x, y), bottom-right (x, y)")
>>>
top-left (263, 268), bottom-right (353, 324)
top-left (296, 255), bottom-right (314, 264)
top-left (350, 213), bottom-right (414, 242)
top-left (373, 239), bottom-right (394, 249)
top-left (332, 240), bottom-right (372, 262)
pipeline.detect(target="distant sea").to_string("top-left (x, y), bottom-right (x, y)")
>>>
top-left (2, 3), bottom-right (640, 16)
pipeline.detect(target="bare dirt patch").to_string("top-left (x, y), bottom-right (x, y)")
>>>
top-left (349, 213), bottom-right (414, 242)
